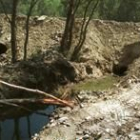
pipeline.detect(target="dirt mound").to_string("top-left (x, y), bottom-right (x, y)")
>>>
top-left (79, 20), bottom-right (140, 75)
top-left (1, 15), bottom-right (140, 77)
top-left (0, 15), bottom-right (65, 58)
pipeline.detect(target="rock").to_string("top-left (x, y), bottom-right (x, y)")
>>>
top-left (134, 123), bottom-right (140, 131)
top-left (80, 103), bottom-right (84, 108)
top-left (85, 116), bottom-right (92, 121)
top-left (83, 134), bottom-right (90, 139)
top-left (37, 15), bottom-right (47, 21)
top-left (76, 131), bottom-right (83, 135)
top-left (58, 116), bottom-right (68, 123)
top-left (83, 130), bottom-right (91, 135)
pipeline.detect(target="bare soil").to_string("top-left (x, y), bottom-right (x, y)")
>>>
top-left (1, 15), bottom-right (140, 139)
top-left (33, 82), bottom-right (140, 140)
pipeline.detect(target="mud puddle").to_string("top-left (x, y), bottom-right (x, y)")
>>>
top-left (0, 105), bottom-right (55, 140)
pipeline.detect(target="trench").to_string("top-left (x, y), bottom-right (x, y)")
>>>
top-left (112, 41), bottom-right (140, 77)
top-left (0, 106), bottom-right (55, 140)
top-left (1, 41), bottom-right (140, 139)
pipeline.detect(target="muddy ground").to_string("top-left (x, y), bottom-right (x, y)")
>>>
top-left (1, 15), bottom-right (140, 139)
top-left (33, 81), bottom-right (140, 140)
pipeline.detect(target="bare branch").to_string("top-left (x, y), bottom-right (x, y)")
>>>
top-left (71, 0), bottom-right (100, 60)
top-left (0, 79), bottom-right (74, 108)
top-left (73, 0), bottom-right (81, 15)
top-left (0, 98), bottom-right (72, 106)
top-left (76, 0), bottom-right (93, 48)
top-left (79, 0), bottom-right (100, 47)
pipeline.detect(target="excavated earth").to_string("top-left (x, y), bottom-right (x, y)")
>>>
top-left (1, 15), bottom-right (140, 139)
top-left (1, 14), bottom-right (140, 77)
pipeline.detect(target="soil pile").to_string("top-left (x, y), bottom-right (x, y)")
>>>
top-left (1, 15), bottom-right (140, 77)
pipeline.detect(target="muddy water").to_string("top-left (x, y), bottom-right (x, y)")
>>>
top-left (0, 106), bottom-right (54, 140)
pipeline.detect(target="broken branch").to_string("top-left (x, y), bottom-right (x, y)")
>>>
top-left (0, 80), bottom-right (74, 108)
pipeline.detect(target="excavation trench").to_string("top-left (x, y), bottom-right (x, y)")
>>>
top-left (1, 16), bottom-right (140, 139)
top-left (1, 40), bottom-right (140, 139)
top-left (112, 41), bottom-right (140, 76)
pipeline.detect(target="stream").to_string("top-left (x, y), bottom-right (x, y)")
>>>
top-left (0, 106), bottom-right (54, 140)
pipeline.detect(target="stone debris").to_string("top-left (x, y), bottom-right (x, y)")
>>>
top-left (58, 116), bottom-right (69, 123)
top-left (32, 83), bottom-right (140, 140)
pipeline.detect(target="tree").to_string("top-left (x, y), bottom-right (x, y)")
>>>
top-left (0, 0), bottom-right (12, 14)
top-left (97, 0), bottom-right (140, 22)
top-left (0, 0), bottom-right (19, 63)
top-left (60, 0), bottom-right (75, 58)
top-left (23, 0), bottom-right (39, 60)
top-left (117, 0), bottom-right (140, 21)
top-left (0, 0), bottom-right (39, 62)
top-left (34, 0), bottom-right (63, 16)
top-left (98, 0), bottom-right (121, 20)
top-left (60, 0), bottom-right (100, 61)
top-left (11, 0), bottom-right (19, 63)
top-left (71, 0), bottom-right (100, 61)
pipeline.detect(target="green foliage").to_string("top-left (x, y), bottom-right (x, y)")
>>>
top-left (1, 0), bottom-right (140, 21)
top-left (97, 0), bottom-right (140, 21)
top-left (36, 0), bottom-right (63, 16)
top-left (117, 0), bottom-right (140, 21)
top-left (18, 0), bottom-right (64, 16)
top-left (18, 0), bottom-right (31, 15)
top-left (0, 0), bottom-right (13, 13)
top-left (74, 75), bottom-right (118, 91)
top-left (98, 0), bottom-right (121, 20)
top-left (0, 0), bottom-right (64, 16)
top-left (75, 0), bottom-right (99, 18)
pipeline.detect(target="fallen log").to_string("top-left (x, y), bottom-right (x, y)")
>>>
top-left (0, 80), bottom-right (74, 108)
top-left (0, 98), bottom-right (73, 106)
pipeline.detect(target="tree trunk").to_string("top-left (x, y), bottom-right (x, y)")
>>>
top-left (71, 0), bottom-right (100, 61)
top-left (11, 0), bottom-right (18, 63)
top-left (23, 0), bottom-right (38, 61)
top-left (60, 0), bottom-right (75, 58)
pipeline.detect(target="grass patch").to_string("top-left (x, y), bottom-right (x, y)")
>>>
top-left (74, 75), bottom-right (118, 91)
